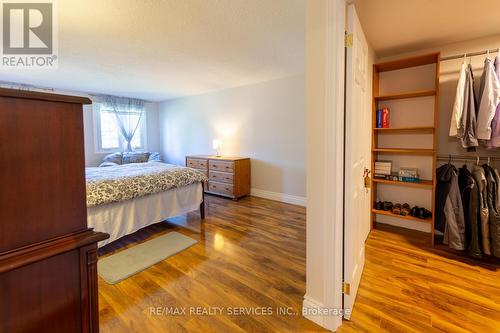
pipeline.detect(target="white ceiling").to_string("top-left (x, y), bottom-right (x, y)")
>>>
top-left (354, 0), bottom-right (500, 58)
top-left (0, 0), bottom-right (305, 101)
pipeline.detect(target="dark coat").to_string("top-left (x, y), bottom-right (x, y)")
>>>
top-left (459, 166), bottom-right (481, 258)
top-left (436, 164), bottom-right (466, 250)
top-left (484, 165), bottom-right (500, 257)
top-left (436, 164), bottom-right (455, 233)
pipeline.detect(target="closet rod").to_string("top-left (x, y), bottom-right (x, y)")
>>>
top-left (440, 48), bottom-right (500, 62)
top-left (437, 154), bottom-right (500, 162)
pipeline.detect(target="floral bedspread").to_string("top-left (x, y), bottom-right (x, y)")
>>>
top-left (86, 162), bottom-right (207, 207)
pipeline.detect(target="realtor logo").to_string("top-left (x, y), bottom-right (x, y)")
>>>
top-left (1, 0), bottom-right (58, 68)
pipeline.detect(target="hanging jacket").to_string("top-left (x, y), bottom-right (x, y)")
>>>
top-left (458, 166), bottom-right (481, 257)
top-left (444, 166), bottom-right (466, 250)
top-left (449, 62), bottom-right (467, 137)
top-left (486, 56), bottom-right (500, 148)
top-left (476, 58), bottom-right (500, 140)
top-left (484, 165), bottom-right (500, 257)
top-left (458, 65), bottom-right (479, 150)
top-left (436, 164), bottom-right (455, 233)
top-left (436, 164), bottom-right (465, 250)
top-left (471, 165), bottom-right (491, 255)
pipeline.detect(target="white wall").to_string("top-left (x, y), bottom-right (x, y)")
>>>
top-left (158, 75), bottom-right (306, 203)
top-left (83, 102), bottom-right (161, 167)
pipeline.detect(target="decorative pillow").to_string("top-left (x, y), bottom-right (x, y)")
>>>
top-left (99, 161), bottom-right (119, 167)
top-left (102, 152), bottom-right (123, 165)
top-left (148, 152), bottom-right (162, 162)
top-left (122, 152), bottom-right (151, 164)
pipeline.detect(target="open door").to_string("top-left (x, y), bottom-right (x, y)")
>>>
top-left (343, 3), bottom-right (371, 320)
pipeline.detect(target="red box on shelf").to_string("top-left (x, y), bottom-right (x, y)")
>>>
top-left (382, 107), bottom-right (390, 128)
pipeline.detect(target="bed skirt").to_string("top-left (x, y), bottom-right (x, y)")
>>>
top-left (87, 182), bottom-right (203, 247)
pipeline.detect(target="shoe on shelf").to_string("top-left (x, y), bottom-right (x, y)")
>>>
top-left (411, 206), bottom-right (419, 217)
top-left (401, 203), bottom-right (411, 216)
top-left (383, 201), bottom-right (393, 211)
top-left (375, 201), bottom-right (383, 210)
top-left (392, 203), bottom-right (402, 215)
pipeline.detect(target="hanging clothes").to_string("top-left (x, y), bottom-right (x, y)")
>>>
top-left (458, 165), bottom-right (481, 257)
top-left (471, 165), bottom-right (491, 255)
top-left (476, 58), bottom-right (500, 140)
top-left (436, 163), bottom-right (465, 250)
top-left (449, 62), bottom-right (467, 137)
top-left (484, 164), bottom-right (500, 258)
top-left (458, 65), bottom-right (479, 150)
top-left (485, 56), bottom-right (500, 148)
top-left (436, 164), bottom-right (455, 233)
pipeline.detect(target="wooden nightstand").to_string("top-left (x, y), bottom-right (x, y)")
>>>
top-left (186, 155), bottom-right (250, 200)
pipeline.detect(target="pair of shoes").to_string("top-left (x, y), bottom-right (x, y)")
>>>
top-left (401, 203), bottom-right (411, 216)
top-left (382, 201), bottom-right (393, 211)
top-left (418, 208), bottom-right (432, 219)
top-left (411, 206), bottom-right (420, 217)
top-left (392, 203), bottom-right (401, 215)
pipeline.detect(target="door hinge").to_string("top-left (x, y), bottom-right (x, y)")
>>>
top-left (345, 32), bottom-right (353, 48)
top-left (342, 282), bottom-right (351, 295)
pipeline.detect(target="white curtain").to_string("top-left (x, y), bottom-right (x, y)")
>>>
top-left (92, 95), bottom-right (145, 151)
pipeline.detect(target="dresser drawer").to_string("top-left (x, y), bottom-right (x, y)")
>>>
top-left (187, 158), bottom-right (208, 170)
top-left (209, 171), bottom-right (233, 184)
top-left (208, 182), bottom-right (234, 196)
top-left (209, 160), bottom-right (234, 172)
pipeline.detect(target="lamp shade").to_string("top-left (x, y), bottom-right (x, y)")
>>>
top-left (212, 139), bottom-right (221, 150)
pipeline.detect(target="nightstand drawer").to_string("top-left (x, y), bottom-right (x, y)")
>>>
top-left (209, 182), bottom-right (234, 196)
top-left (209, 160), bottom-right (234, 172)
top-left (187, 158), bottom-right (208, 170)
top-left (209, 171), bottom-right (234, 184)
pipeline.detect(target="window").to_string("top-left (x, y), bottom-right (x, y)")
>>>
top-left (94, 103), bottom-right (147, 152)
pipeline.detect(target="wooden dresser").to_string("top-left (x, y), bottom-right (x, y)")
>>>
top-left (186, 155), bottom-right (250, 200)
top-left (0, 88), bottom-right (109, 333)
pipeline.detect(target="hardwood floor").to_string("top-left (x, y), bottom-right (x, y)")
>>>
top-left (98, 195), bottom-right (500, 333)
top-left (98, 195), bottom-right (326, 333)
top-left (339, 223), bottom-right (500, 333)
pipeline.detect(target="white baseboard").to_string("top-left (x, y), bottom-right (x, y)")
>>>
top-left (302, 296), bottom-right (341, 332)
top-left (250, 188), bottom-right (306, 207)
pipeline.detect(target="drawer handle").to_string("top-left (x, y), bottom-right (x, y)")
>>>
top-left (225, 187), bottom-right (230, 191)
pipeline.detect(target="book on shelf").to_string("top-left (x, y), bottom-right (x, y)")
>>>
top-left (374, 160), bottom-right (392, 175)
top-left (398, 176), bottom-right (420, 183)
top-left (376, 109), bottom-right (382, 128)
top-left (382, 108), bottom-right (390, 128)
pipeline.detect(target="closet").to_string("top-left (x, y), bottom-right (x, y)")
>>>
top-left (371, 48), bottom-right (500, 260)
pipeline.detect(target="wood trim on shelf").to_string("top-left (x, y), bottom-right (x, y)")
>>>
top-left (374, 52), bottom-right (439, 72)
top-left (372, 209), bottom-right (432, 223)
top-left (372, 148), bottom-right (435, 155)
top-left (373, 126), bottom-right (434, 133)
top-left (372, 178), bottom-right (433, 188)
top-left (374, 89), bottom-right (436, 101)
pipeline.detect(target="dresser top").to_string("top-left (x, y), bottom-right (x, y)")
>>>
top-left (187, 155), bottom-right (250, 161)
top-left (0, 87), bottom-right (92, 105)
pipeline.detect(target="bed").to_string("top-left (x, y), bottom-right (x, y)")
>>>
top-left (86, 161), bottom-right (207, 247)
